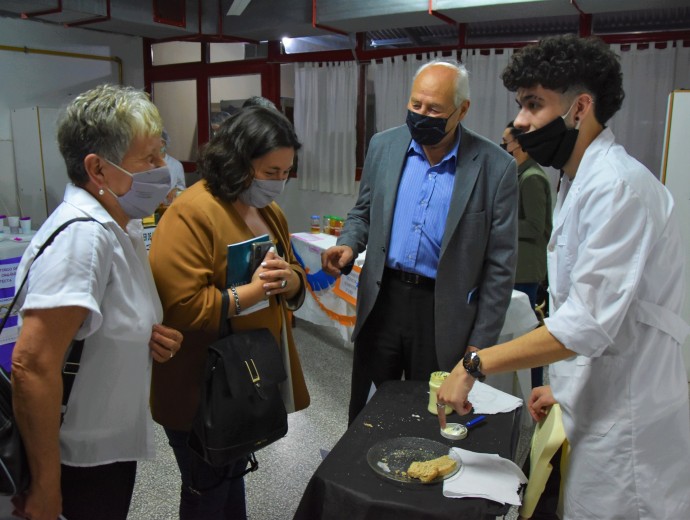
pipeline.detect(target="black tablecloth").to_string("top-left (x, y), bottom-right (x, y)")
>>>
top-left (294, 380), bottom-right (521, 520)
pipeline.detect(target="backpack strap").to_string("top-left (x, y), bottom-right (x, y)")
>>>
top-left (0, 217), bottom-right (97, 422)
top-left (61, 339), bottom-right (85, 422)
top-left (220, 288), bottom-right (230, 338)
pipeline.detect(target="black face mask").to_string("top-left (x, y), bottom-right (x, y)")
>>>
top-left (499, 142), bottom-right (508, 150)
top-left (406, 109), bottom-right (455, 146)
top-left (517, 110), bottom-right (579, 170)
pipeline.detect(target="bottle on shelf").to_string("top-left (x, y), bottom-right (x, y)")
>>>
top-left (331, 217), bottom-right (343, 236)
top-left (310, 215), bottom-right (321, 233)
top-left (322, 215), bottom-right (332, 235)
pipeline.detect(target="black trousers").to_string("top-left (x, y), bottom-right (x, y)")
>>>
top-left (61, 461), bottom-right (137, 520)
top-left (348, 273), bottom-right (438, 424)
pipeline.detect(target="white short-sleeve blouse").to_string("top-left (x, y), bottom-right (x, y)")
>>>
top-left (16, 184), bottom-right (163, 466)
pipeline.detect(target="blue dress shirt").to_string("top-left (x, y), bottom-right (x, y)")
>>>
top-left (386, 131), bottom-right (461, 278)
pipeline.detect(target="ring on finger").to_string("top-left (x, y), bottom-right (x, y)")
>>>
top-left (436, 402), bottom-right (445, 408)
top-left (281, 279), bottom-right (287, 289)
top-left (170, 350), bottom-right (174, 358)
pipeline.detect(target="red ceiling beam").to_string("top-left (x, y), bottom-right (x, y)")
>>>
top-left (570, 0), bottom-right (592, 37)
top-left (599, 31), bottom-right (690, 45)
top-left (147, 0), bottom-right (258, 45)
top-left (21, 0), bottom-right (62, 19)
top-left (428, 0), bottom-right (458, 27)
top-left (458, 23), bottom-right (467, 49)
top-left (65, 0), bottom-right (111, 28)
top-left (312, 0), bottom-right (350, 36)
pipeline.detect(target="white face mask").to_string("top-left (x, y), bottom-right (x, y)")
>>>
top-left (238, 178), bottom-right (286, 208)
top-left (105, 159), bottom-right (172, 218)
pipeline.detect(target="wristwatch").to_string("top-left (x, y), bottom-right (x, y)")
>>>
top-left (462, 351), bottom-right (486, 382)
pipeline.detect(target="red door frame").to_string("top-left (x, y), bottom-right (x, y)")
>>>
top-left (144, 38), bottom-right (280, 171)
top-left (144, 27), bottom-right (690, 175)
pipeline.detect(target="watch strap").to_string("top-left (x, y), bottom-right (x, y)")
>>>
top-left (463, 351), bottom-right (486, 382)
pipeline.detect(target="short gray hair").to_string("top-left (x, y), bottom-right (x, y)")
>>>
top-left (57, 84), bottom-right (163, 185)
top-left (413, 59), bottom-right (470, 108)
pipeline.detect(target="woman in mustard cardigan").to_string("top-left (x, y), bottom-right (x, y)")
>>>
top-left (149, 106), bottom-right (309, 520)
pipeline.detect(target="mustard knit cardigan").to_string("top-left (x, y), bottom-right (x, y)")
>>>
top-left (149, 180), bottom-right (309, 431)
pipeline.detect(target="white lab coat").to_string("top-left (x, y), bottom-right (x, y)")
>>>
top-left (543, 129), bottom-right (690, 519)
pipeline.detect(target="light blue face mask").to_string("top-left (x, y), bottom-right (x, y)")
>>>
top-left (105, 159), bottom-right (172, 218)
top-left (238, 178), bottom-right (286, 208)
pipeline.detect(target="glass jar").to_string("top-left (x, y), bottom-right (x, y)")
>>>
top-left (331, 217), bottom-right (343, 236)
top-left (322, 215), bottom-right (332, 235)
top-left (428, 371), bottom-right (453, 415)
top-left (310, 215), bottom-right (321, 233)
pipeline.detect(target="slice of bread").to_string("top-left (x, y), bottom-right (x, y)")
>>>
top-left (407, 455), bottom-right (457, 482)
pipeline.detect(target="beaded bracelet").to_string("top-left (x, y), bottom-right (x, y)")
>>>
top-left (230, 286), bottom-right (241, 315)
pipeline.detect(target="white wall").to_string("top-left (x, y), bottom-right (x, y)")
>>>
top-left (660, 90), bottom-right (690, 381)
top-left (0, 15), bottom-right (144, 216)
top-left (153, 79), bottom-right (199, 162)
top-left (209, 74), bottom-right (262, 105)
top-left (152, 40), bottom-right (201, 65)
top-left (276, 180), bottom-right (359, 234)
top-left (281, 63), bottom-right (295, 99)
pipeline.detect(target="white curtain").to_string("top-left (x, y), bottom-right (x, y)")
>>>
top-left (294, 61), bottom-right (358, 195)
top-left (369, 43), bottom-right (690, 181)
top-left (369, 52), bottom-right (442, 133)
top-left (367, 48), bottom-right (557, 191)
top-left (459, 43), bottom-right (690, 177)
top-left (369, 50), bottom-right (513, 144)
top-left (460, 48), bottom-right (515, 146)
top-left (294, 42), bottom-right (689, 194)
top-left (609, 41), bottom-right (690, 175)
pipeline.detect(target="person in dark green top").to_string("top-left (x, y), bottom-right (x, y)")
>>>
top-left (501, 120), bottom-right (553, 386)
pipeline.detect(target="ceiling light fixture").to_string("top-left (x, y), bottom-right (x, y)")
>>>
top-left (227, 0), bottom-right (252, 16)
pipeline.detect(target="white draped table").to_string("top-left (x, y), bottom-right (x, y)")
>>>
top-left (290, 232), bottom-right (538, 402)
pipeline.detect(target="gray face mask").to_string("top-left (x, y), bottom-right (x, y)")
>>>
top-left (105, 159), bottom-right (172, 219)
top-left (238, 178), bottom-right (286, 208)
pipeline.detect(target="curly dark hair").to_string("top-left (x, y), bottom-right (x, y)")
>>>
top-left (502, 34), bottom-right (624, 125)
top-left (199, 106), bottom-right (301, 202)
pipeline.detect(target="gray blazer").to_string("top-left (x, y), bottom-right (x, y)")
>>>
top-left (338, 124), bottom-right (518, 370)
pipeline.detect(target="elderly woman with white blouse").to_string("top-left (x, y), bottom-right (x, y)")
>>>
top-left (11, 84), bottom-right (183, 520)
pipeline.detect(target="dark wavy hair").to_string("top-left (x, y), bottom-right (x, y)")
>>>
top-left (502, 34), bottom-right (624, 125)
top-left (199, 106), bottom-right (301, 202)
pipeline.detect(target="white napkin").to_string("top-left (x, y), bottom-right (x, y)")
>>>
top-left (443, 448), bottom-right (527, 505)
top-left (468, 381), bottom-right (523, 414)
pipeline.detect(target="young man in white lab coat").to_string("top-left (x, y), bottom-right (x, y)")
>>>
top-left (437, 34), bottom-right (690, 519)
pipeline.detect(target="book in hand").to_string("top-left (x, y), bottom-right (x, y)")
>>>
top-left (226, 234), bottom-right (272, 315)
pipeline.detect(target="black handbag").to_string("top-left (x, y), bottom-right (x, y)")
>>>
top-left (188, 290), bottom-right (289, 469)
top-left (0, 218), bottom-right (94, 496)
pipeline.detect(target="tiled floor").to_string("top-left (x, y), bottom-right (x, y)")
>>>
top-left (128, 318), bottom-right (354, 520)
top-left (3, 319), bottom-right (688, 519)
top-left (0, 319), bottom-right (559, 520)
top-left (127, 318), bottom-right (531, 520)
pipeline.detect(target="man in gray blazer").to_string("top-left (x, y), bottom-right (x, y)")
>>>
top-left (322, 59), bottom-right (518, 423)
